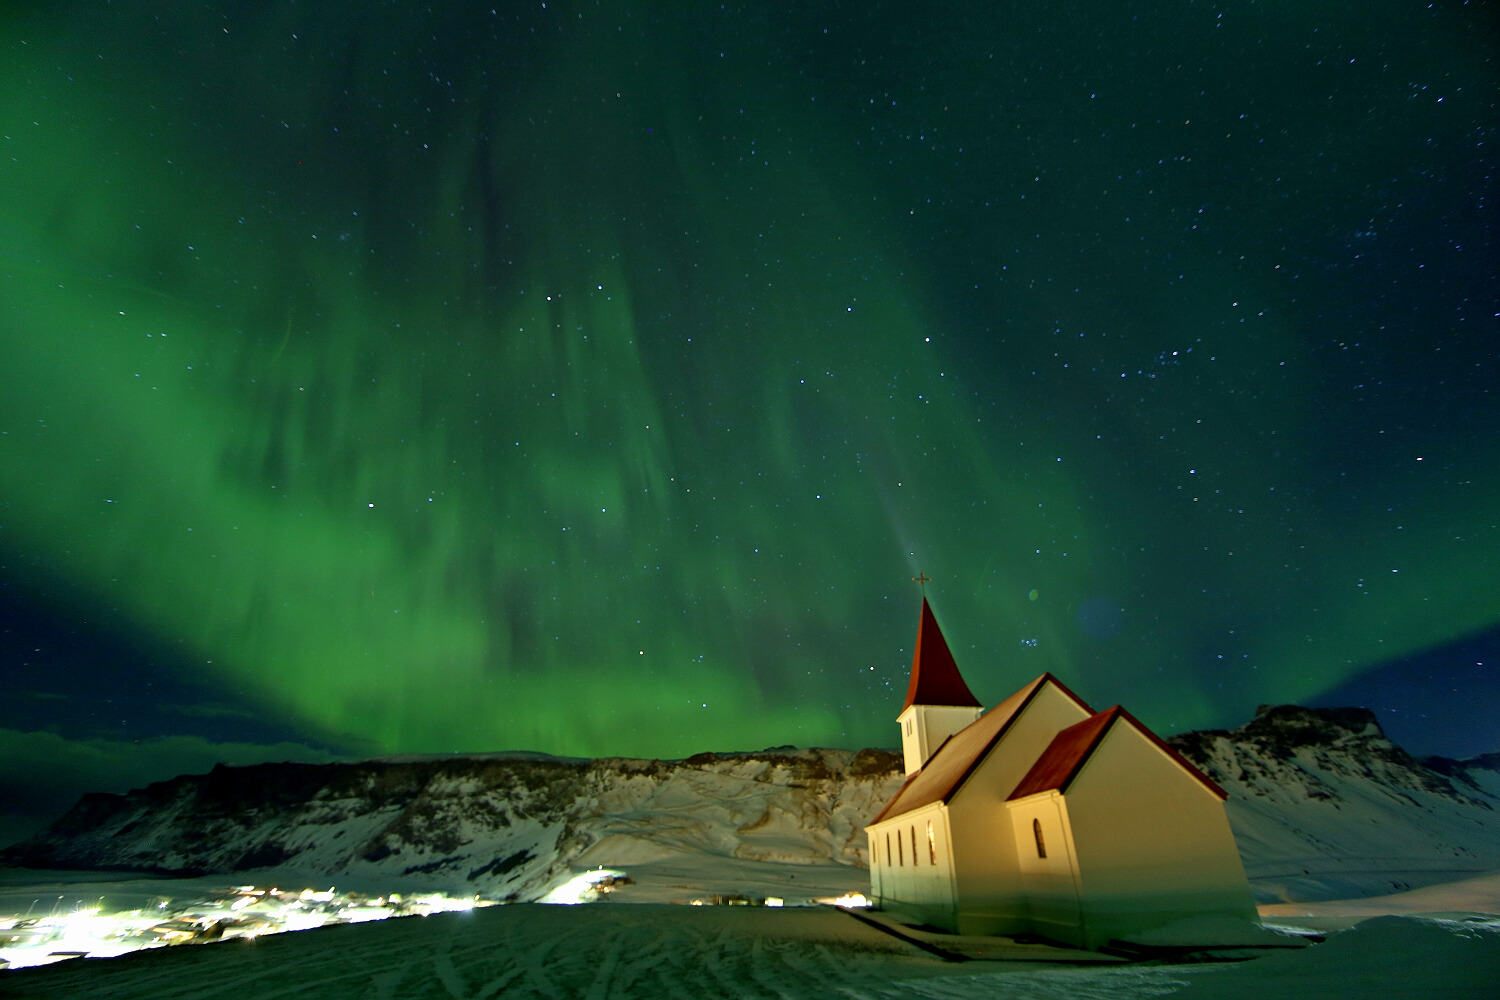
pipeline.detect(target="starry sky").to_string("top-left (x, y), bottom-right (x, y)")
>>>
top-left (1, 1), bottom-right (1496, 844)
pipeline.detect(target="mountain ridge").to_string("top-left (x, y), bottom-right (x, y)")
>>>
top-left (5, 707), bottom-right (1497, 904)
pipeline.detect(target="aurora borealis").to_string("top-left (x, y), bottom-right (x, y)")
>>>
top-left (1, 1), bottom-right (1496, 841)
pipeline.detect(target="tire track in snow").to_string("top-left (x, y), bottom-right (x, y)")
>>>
top-left (0, 904), bottom-right (1195, 1000)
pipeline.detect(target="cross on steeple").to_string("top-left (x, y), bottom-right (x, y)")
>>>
top-left (912, 572), bottom-right (930, 591)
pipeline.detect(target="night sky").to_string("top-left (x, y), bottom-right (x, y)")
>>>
top-left (2, 1), bottom-right (1496, 844)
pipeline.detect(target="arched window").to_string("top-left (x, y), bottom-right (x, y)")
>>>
top-left (1033, 818), bottom-right (1047, 859)
top-left (911, 826), bottom-right (918, 865)
top-left (897, 830), bottom-right (904, 867)
top-left (926, 820), bottom-right (937, 865)
top-left (885, 832), bottom-right (892, 867)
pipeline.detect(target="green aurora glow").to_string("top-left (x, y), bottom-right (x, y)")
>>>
top-left (1, 2), bottom-right (1495, 770)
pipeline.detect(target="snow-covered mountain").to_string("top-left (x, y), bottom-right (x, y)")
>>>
top-left (5, 707), bottom-right (1497, 904)
top-left (2, 748), bottom-right (904, 902)
top-left (1169, 705), bottom-right (1500, 901)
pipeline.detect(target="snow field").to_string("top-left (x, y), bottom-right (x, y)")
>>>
top-left (3, 902), bottom-right (1495, 1000)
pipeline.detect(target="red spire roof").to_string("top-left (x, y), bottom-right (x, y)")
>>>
top-left (900, 598), bottom-right (982, 711)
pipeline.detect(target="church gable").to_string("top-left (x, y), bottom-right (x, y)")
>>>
top-left (1007, 705), bottom-right (1227, 803)
top-left (873, 672), bottom-right (1092, 824)
top-left (1026, 709), bottom-right (1258, 946)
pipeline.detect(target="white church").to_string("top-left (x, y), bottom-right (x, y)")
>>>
top-left (866, 598), bottom-right (1259, 949)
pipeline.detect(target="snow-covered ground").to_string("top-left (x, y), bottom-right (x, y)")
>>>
top-left (0, 859), bottom-right (867, 972)
top-left (0, 868), bottom-right (1495, 998)
top-left (0, 892), bottom-right (1494, 998)
top-left (1258, 869), bottom-right (1500, 928)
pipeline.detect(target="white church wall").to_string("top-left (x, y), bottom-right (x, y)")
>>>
top-left (1006, 790), bottom-right (1087, 947)
top-left (868, 802), bottom-right (958, 928)
top-left (867, 829), bottom-right (885, 903)
top-left (1063, 723), bottom-right (1260, 947)
top-left (947, 684), bottom-right (1091, 935)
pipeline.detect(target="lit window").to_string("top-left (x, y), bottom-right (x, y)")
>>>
top-left (926, 820), bottom-right (937, 865)
top-left (1033, 818), bottom-right (1047, 859)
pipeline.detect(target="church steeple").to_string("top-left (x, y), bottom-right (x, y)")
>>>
top-left (896, 597), bottom-right (985, 775)
top-left (902, 598), bottom-right (982, 711)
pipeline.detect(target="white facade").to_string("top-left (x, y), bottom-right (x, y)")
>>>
top-left (867, 802), bottom-right (956, 928)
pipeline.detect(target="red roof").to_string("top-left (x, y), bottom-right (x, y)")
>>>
top-left (1007, 705), bottom-right (1228, 801)
top-left (900, 598), bottom-right (981, 711)
top-left (872, 673), bottom-right (1093, 824)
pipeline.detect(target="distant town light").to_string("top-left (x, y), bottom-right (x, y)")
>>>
top-left (538, 870), bottom-right (628, 905)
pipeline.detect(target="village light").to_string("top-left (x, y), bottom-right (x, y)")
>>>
top-left (59, 907), bottom-right (102, 926)
top-left (539, 870), bottom-right (627, 905)
top-left (829, 893), bottom-right (869, 909)
top-left (0, 886), bottom-right (496, 970)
